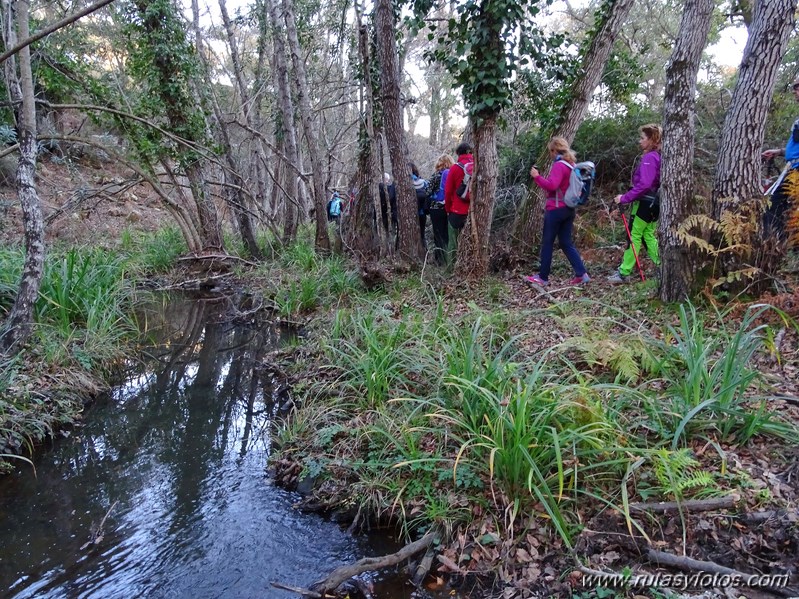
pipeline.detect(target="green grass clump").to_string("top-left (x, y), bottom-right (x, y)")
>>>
top-left (120, 226), bottom-right (187, 274)
top-left (650, 302), bottom-right (797, 448)
top-left (274, 279), bottom-right (799, 554)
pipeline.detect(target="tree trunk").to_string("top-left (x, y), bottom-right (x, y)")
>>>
top-left (215, 0), bottom-right (263, 259)
top-left (265, 0), bottom-right (300, 244)
top-left (345, 20), bottom-right (381, 259)
top-left (131, 0), bottom-right (223, 253)
top-left (455, 114), bottom-right (498, 279)
top-left (193, 0), bottom-right (262, 260)
top-left (282, 0), bottom-right (331, 254)
top-left (0, 0), bottom-right (45, 353)
top-left (658, 0), bottom-right (715, 302)
top-left (511, 0), bottom-right (635, 256)
top-left (375, 0), bottom-right (420, 262)
top-left (711, 0), bottom-right (797, 215)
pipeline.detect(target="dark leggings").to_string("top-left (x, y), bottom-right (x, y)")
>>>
top-left (539, 206), bottom-right (586, 280)
top-left (429, 208), bottom-right (448, 265)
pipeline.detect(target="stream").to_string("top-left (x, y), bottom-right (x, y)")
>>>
top-left (0, 295), bottom-right (420, 599)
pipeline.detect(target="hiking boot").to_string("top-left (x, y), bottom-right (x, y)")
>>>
top-left (569, 273), bottom-right (591, 285)
top-left (607, 271), bottom-right (629, 284)
top-left (524, 274), bottom-right (549, 287)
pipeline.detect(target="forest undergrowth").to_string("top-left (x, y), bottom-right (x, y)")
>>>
top-left (1, 222), bottom-right (797, 598)
top-left (258, 233), bottom-right (799, 599)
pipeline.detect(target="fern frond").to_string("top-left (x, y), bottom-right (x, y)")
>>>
top-left (785, 171), bottom-right (799, 248)
top-left (677, 471), bottom-right (715, 493)
top-left (710, 267), bottom-right (760, 288)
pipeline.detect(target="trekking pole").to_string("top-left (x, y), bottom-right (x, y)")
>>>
top-left (619, 209), bottom-right (646, 282)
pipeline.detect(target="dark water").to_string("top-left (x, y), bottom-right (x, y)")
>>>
top-left (0, 296), bottom-right (419, 599)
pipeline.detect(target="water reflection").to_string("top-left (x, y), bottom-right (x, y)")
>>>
top-left (0, 295), bottom-right (400, 599)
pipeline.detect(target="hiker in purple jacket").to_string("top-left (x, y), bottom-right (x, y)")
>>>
top-left (524, 136), bottom-right (590, 287)
top-left (608, 124), bottom-right (662, 284)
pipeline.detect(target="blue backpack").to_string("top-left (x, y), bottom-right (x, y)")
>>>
top-left (556, 161), bottom-right (596, 208)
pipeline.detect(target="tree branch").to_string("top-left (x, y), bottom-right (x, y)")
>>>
top-left (0, 0), bottom-right (116, 66)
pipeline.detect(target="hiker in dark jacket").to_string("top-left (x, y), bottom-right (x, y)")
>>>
top-left (379, 173), bottom-right (397, 233)
top-left (762, 78), bottom-right (799, 241)
top-left (410, 162), bottom-right (429, 248)
top-left (427, 154), bottom-right (453, 265)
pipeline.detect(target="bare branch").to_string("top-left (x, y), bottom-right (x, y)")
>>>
top-left (0, 0), bottom-right (116, 65)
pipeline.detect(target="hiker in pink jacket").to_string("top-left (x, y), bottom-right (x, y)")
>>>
top-left (524, 137), bottom-right (590, 287)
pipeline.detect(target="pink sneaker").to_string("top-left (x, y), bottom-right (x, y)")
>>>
top-left (525, 274), bottom-right (549, 287)
top-left (569, 273), bottom-right (591, 285)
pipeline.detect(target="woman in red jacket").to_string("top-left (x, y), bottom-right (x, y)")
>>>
top-left (525, 137), bottom-right (590, 287)
top-left (444, 142), bottom-right (473, 232)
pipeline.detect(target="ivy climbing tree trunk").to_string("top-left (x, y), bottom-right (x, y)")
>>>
top-left (0, 0), bottom-right (44, 353)
top-left (658, 0), bottom-right (715, 302)
top-left (511, 0), bottom-right (635, 257)
top-left (711, 0), bottom-right (797, 215)
top-left (265, 0), bottom-right (300, 244)
top-left (282, 0), bottom-right (331, 255)
top-left (375, 0), bottom-right (420, 263)
top-left (455, 115), bottom-right (499, 279)
top-left (129, 0), bottom-right (223, 253)
top-left (346, 19), bottom-right (382, 259)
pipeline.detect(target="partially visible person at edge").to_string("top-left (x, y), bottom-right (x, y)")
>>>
top-left (378, 172), bottom-right (397, 233)
top-left (410, 162), bottom-right (430, 248)
top-left (444, 142), bottom-right (473, 237)
top-left (427, 154), bottom-right (453, 265)
top-left (525, 137), bottom-right (591, 287)
top-left (327, 190), bottom-right (343, 222)
top-left (761, 78), bottom-right (799, 241)
top-left (608, 124), bottom-right (662, 284)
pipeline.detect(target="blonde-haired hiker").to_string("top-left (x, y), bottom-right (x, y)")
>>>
top-left (608, 124), bottom-right (662, 284)
top-left (525, 137), bottom-right (590, 287)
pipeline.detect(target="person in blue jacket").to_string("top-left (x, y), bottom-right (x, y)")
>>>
top-left (761, 78), bottom-right (799, 241)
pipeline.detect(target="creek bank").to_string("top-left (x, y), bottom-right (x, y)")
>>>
top-left (265, 265), bottom-right (799, 599)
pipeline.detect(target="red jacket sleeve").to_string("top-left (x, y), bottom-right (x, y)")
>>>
top-left (444, 163), bottom-right (463, 213)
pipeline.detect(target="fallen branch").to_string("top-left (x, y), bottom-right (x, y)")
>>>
top-left (412, 543), bottom-right (437, 586)
top-left (269, 582), bottom-right (321, 598)
top-left (629, 495), bottom-right (737, 514)
top-left (177, 254), bottom-right (259, 267)
top-left (647, 549), bottom-right (799, 597)
top-left (310, 531), bottom-right (436, 593)
top-left (158, 272), bottom-right (234, 291)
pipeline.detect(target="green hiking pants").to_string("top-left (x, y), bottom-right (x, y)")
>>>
top-left (619, 206), bottom-right (660, 276)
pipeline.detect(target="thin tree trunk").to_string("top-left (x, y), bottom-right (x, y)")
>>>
top-left (0, 0), bottom-right (45, 353)
top-left (711, 0), bottom-right (797, 215)
top-left (282, 0), bottom-right (331, 254)
top-left (265, 0), bottom-right (299, 243)
top-left (511, 0), bottom-right (635, 256)
top-left (193, 0), bottom-right (262, 260)
top-left (375, 0), bottom-right (420, 262)
top-left (658, 0), bottom-right (715, 302)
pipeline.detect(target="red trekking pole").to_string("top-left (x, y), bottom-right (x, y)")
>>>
top-left (620, 210), bottom-right (646, 282)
